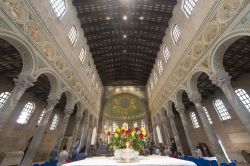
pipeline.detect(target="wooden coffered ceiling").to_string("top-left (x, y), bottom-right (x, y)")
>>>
top-left (73, 0), bottom-right (177, 86)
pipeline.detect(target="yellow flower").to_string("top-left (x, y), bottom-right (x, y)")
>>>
top-left (141, 127), bottom-right (145, 132)
top-left (131, 131), bottom-right (135, 137)
top-left (114, 133), bottom-right (119, 138)
top-left (116, 127), bottom-right (121, 132)
top-left (142, 131), bottom-right (147, 137)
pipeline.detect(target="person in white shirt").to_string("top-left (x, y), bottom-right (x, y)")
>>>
top-left (57, 146), bottom-right (69, 166)
top-left (195, 146), bottom-right (203, 158)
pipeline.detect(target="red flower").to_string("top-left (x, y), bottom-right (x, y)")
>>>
top-left (138, 133), bottom-right (143, 139)
top-left (121, 129), bottom-right (125, 135)
top-left (125, 130), bottom-right (131, 136)
top-left (135, 127), bottom-right (140, 131)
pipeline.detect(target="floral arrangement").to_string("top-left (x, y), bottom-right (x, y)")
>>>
top-left (105, 126), bottom-right (147, 152)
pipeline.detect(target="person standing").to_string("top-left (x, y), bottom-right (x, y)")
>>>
top-left (50, 146), bottom-right (58, 162)
top-left (57, 146), bottom-right (69, 166)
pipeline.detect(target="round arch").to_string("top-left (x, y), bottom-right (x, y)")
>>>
top-left (34, 68), bottom-right (60, 97)
top-left (0, 30), bottom-right (36, 76)
top-left (187, 69), bottom-right (210, 93)
top-left (210, 32), bottom-right (250, 73)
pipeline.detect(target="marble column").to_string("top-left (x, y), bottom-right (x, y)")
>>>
top-left (152, 124), bottom-right (158, 144)
top-left (78, 122), bottom-right (88, 151)
top-left (210, 71), bottom-right (250, 134)
top-left (167, 111), bottom-right (183, 153)
top-left (161, 117), bottom-right (171, 147)
top-left (56, 108), bottom-right (73, 149)
top-left (85, 127), bottom-right (93, 155)
top-left (0, 75), bottom-right (35, 131)
top-left (189, 91), bottom-right (227, 162)
top-left (158, 121), bottom-right (167, 144)
top-left (176, 106), bottom-right (196, 156)
top-left (20, 97), bottom-right (59, 166)
top-left (71, 115), bottom-right (83, 150)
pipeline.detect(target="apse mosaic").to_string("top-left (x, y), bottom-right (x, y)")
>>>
top-left (103, 94), bottom-right (146, 121)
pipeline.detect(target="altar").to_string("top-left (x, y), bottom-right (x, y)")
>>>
top-left (62, 155), bottom-right (196, 166)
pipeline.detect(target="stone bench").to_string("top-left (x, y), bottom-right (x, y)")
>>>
top-left (0, 151), bottom-right (24, 166)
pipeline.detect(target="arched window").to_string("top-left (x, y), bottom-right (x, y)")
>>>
top-left (202, 107), bottom-right (213, 124)
top-left (122, 122), bottom-right (128, 130)
top-left (171, 24), bottom-right (181, 44)
top-left (92, 73), bottom-right (95, 85)
top-left (79, 47), bottom-right (86, 64)
top-left (182, 0), bottom-right (198, 17)
top-left (0, 92), bottom-right (10, 109)
top-left (190, 112), bottom-right (200, 128)
top-left (154, 71), bottom-right (158, 84)
top-left (86, 61), bottom-right (91, 75)
top-left (213, 99), bottom-right (231, 121)
top-left (133, 122), bottom-right (138, 128)
top-left (50, 114), bottom-right (59, 130)
top-left (37, 109), bottom-right (45, 125)
top-left (68, 26), bottom-right (77, 45)
top-left (158, 60), bottom-right (163, 75)
top-left (150, 79), bottom-right (154, 90)
top-left (235, 88), bottom-right (250, 112)
top-left (156, 126), bottom-right (163, 143)
top-left (147, 86), bottom-right (151, 96)
top-left (49, 0), bottom-right (66, 19)
top-left (141, 120), bottom-right (145, 129)
top-left (163, 45), bottom-right (170, 63)
top-left (17, 102), bottom-right (35, 124)
top-left (112, 122), bottom-right (116, 133)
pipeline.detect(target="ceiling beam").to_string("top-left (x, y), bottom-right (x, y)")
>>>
top-left (73, 0), bottom-right (177, 6)
top-left (84, 28), bottom-right (163, 38)
top-left (91, 45), bottom-right (158, 53)
top-left (87, 36), bottom-right (162, 45)
top-left (82, 21), bottom-right (168, 30)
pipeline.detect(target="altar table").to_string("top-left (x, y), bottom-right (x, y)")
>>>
top-left (62, 155), bottom-right (196, 166)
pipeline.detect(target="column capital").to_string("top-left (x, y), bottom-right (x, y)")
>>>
top-left (64, 108), bottom-right (73, 115)
top-left (175, 104), bottom-right (185, 114)
top-left (188, 91), bottom-right (202, 104)
top-left (210, 71), bottom-right (231, 88)
top-left (167, 111), bottom-right (174, 119)
top-left (47, 97), bottom-right (59, 108)
top-left (75, 115), bottom-right (83, 122)
top-left (14, 75), bottom-right (35, 90)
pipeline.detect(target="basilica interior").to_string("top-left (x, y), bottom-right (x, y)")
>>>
top-left (0, 0), bottom-right (250, 166)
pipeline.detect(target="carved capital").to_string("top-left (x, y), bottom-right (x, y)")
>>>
top-left (188, 91), bottom-right (202, 104)
top-left (176, 107), bottom-right (185, 114)
top-left (167, 111), bottom-right (174, 119)
top-left (210, 71), bottom-right (231, 88)
top-left (14, 75), bottom-right (35, 90)
top-left (75, 115), bottom-right (83, 122)
top-left (47, 97), bottom-right (59, 108)
top-left (64, 108), bottom-right (73, 115)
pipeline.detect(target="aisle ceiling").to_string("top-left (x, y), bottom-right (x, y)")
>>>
top-left (73, 0), bottom-right (177, 86)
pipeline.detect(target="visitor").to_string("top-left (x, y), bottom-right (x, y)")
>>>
top-left (172, 151), bottom-right (179, 158)
top-left (195, 146), bottom-right (203, 158)
top-left (155, 144), bottom-right (160, 155)
top-left (149, 143), bottom-right (154, 155)
top-left (74, 147), bottom-right (86, 161)
top-left (50, 146), bottom-right (58, 162)
top-left (57, 146), bottom-right (69, 166)
top-left (160, 146), bottom-right (166, 156)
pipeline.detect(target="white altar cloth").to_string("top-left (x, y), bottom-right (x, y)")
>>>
top-left (62, 155), bottom-right (196, 166)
